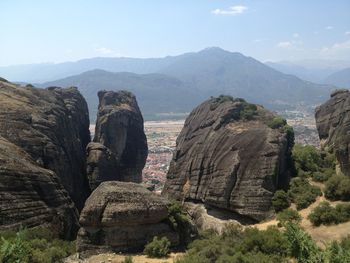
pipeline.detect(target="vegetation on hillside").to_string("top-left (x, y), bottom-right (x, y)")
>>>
top-left (276, 208), bottom-right (302, 226)
top-left (293, 144), bottom-right (336, 181)
top-left (288, 177), bottom-right (322, 210)
top-left (175, 223), bottom-right (350, 263)
top-left (144, 236), bottom-right (171, 258)
top-left (308, 201), bottom-right (350, 226)
top-left (325, 174), bottom-right (350, 201)
top-left (272, 190), bottom-right (291, 212)
top-left (0, 227), bottom-right (75, 263)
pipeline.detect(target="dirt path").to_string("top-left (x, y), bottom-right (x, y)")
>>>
top-left (66, 252), bottom-right (183, 263)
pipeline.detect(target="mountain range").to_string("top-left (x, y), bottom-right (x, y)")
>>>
top-left (0, 47), bottom-right (336, 122)
top-left (266, 60), bottom-right (350, 84)
top-left (323, 67), bottom-right (350, 88)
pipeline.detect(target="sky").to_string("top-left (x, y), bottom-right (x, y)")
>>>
top-left (0, 0), bottom-right (350, 66)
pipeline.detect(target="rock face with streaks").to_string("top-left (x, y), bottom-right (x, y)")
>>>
top-left (0, 136), bottom-right (79, 239)
top-left (87, 90), bottom-right (147, 190)
top-left (0, 80), bottom-right (91, 210)
top-left (77, 181), bottom-right (179, 253)
top-left (315, 89), bottom-right (350, 176)
top-left (86, 142), bottom-right (119, 190)
top-left (162, 96), bottom-right (294, 222)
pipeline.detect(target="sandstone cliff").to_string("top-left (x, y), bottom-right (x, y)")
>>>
top-left (162, 96), bottom-right (294, 221)
top-left (87, 90), bottom-right (147, 189)
top-left (315, 89), bottom-right (350, 176)
top-left (77, 181), bottom-right (179, 253)
top-left (0, 136), bottom-right (79, 239)
top-left (0, 80), bottom-right (90, 210)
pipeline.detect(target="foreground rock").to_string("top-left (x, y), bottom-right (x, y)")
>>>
top-left (77, 181), bottom-right (179, 253)
top-left (0, 80), bottom-right (91, 210)
top-left (0, 136), bottom-right (79, 239)
top-left (316, 89), bottom-right (350, 176)
top-left (87, 90), bottom-right (147, 189)
top-left (162, 96), bottom-right (294, 221)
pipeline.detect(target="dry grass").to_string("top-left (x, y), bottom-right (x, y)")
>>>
top-left (255, 187), bottom-right (350, 247)
top-left (66, 252), bottom-right (183, 263)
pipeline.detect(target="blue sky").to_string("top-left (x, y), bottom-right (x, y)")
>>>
top-left (1, 0), bottom-right (349, 66)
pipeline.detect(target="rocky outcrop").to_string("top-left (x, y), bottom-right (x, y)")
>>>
top-left (0, 80), bottom-right (91, 210)
top-left (87, 90), bottom-right (147, 189)
top-left (315, 89), bottom-right (350, 176)
top-left (162, 96), bottom-right (294, 222)
top-left (86, 142), bottom-right (119, 190)
top-left (0, 136), bottom-right (79, 239)
top-left (77, 181), bottom-right (179, 253)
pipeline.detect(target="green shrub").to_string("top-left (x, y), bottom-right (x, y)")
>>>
top-left (272, 190), bottom-right (290, 212)
top-left (326, 241), bottom-right (350, 263)
top-left (336, 203), bottom-right (350, 222)
top-left (175, 221), bottom-right (350, 263)
top-left (292, 144), bottom-right (336, 184)
top-left (210, 95), bottom-right (235, 110)
top-left (284, 223), bottom-right (325, 263)
top-left (293, 144), bottom-right (322, 173)
top-left (0, 231), bottom-right (30, 263)
top-left (123, 256), bottom-right (134, 263)
top-left (308, 202), bottom-right (339, 226)
top-left (277, 208), bottom-right (301, 226)
top-left (167, 202), bottom-right (197, 246)
top-left (325, 175), bottom-right (350, 201)
top-left (287, 177), bottom-right (322, 210)
top-left (144, 236), bottom-right (171, 258)
top-left (312, 171), bottom-right (332, 182)
top-left (239, 103), bottom-right (258, 120)
top-left (0, 227), bottom-right (75, 263)
top-left (268, 116), bottom-right (287, 129)
top-left (308, 201), bottom-right (350, 226)
top-left (239, 226), bottom-right (288, 257)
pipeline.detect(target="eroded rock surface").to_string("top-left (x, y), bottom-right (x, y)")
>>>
top-left (0, 136), bottom-right (79, 239)
top-left (88, 90), bottom-right (147, 188)
top-left (0, 80), bottom-right (91, 210)
top-left (162, 96), bottom-right (294, 221)
top-left (315, 89), bottom-right (350, 176)
top-left (77, 181), bottom-right (179, 253)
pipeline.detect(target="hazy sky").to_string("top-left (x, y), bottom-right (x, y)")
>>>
top-left (1, 0), bottom-right (350, 66)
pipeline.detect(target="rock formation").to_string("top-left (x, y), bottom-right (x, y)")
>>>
top-left (87, 90), bottom-right (147, 189)
top-left (0, 80), bottom-right (91, 210)
top-left (86, 142), bottom-right (119, 190)
top-left (315, 89), bottom-right (350, 176)
top-left (162, 96), bottom-right (294, 221)
top-left (0, 136), bottom-right (79, 239)
top-left (77, 181), bottom-right (179, 253)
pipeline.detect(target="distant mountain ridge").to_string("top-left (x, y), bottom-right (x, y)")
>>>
top-left (324, 67), bottom-right (350, 88)
top-left (266, 60), bottom-right (350, 83)
top-left (39, 48), bottom-right (335, 121)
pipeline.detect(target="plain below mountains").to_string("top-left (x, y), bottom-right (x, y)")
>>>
top-left (34, 48), bottom-right (334, 121)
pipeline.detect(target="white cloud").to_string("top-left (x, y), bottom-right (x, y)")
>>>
top-left (277, 41), bottom-right (293, 48)
top-left (211, 5), bottom-right (247, 16)
top-left (253, 38), bottom-right (268, 43)
top-left (345, 31), bottom-right (350, 35)
top-left (325, 26), bottom-right (333, 30)
top-left (293, 33), bottom-right (299, 38)
top-left (95, 47), bottom-right (113, 54)
top-left (320, 39), bottom-right (350, 58)
top-left (276, 39), bottom-right (303, 50)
